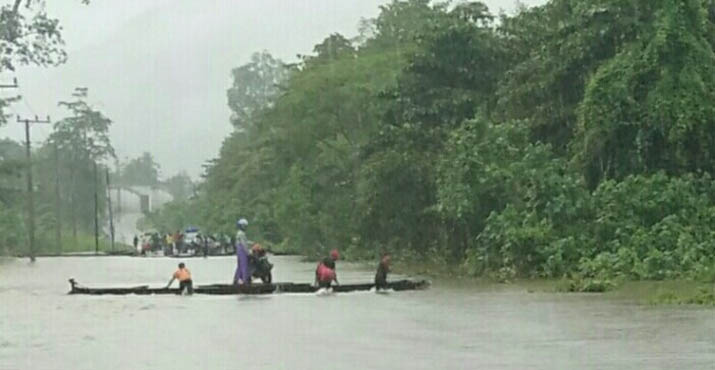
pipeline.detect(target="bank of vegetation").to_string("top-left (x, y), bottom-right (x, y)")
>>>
top-left (143, 0), bottom-right (715, 298)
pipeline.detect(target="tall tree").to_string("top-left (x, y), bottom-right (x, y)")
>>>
top-left (359, 2), bottom-right (506, 258)
top-left (0, 0), bottom-right (82, 125)
top-left (496, 0), bottom-right (643, 153)
top-left (120, 152), bottom-right (160, 187)
top-left (226, 51), bottom-right (289, 130)
top-left (48, 87), bottom-right (115, 240)
top-left (163, 171), bottom-right (193, 201)
top-left (0, 138), bottom-right (24, 205)
top-left (576, 0), bottom-right (715, 186)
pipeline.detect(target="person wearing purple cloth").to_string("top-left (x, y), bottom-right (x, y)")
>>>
top-left (233, 218), bottom-right (251, 285)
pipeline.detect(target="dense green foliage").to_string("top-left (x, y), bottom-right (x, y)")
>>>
top-left (118, 152), bottom-right (160, 187)
top-left (84, 1), bottom-right (715, 283)
top-left (162, 172), bottom-right (193, 201)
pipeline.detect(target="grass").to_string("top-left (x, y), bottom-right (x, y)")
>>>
top-left (379, 258), bottom-right (715, 306)
top-left (607, 280), bottom-right (715, 306)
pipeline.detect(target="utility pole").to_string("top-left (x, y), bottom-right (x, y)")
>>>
top-left (54, 141), bottom-right (62, 254)
top-left (115, 161), bottom-right (121, 217)
top-left (17, 115), bottom-right (51, 262)
top-left (105, 169), bottom-right (115, 252)
top-left (93, 160), bottom-right (99, 255)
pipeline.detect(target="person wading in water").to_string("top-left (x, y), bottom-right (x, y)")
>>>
top-left (314, 249), bottom-right (340, 289)
top-left (374, 252), bottom-right (391, 291)
top-left (166, 262), bottom-right (193, 295)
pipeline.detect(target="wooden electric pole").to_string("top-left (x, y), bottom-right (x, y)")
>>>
top-left (115, 160), bottom-right (121, 216)
top-left (17, 115), bottom-right (51, 262)
top-left (105, 169), bottom-right (115, 252)
top-left (93, 160), bottom-right (99, 255)
top-left (54, 141), bottom-right (62, 254)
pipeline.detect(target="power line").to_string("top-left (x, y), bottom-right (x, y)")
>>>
top-left (17, 83), bottom-right (54, 140)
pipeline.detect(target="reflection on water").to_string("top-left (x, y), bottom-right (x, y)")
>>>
top-left (1, 256), bottom-right (714, 370)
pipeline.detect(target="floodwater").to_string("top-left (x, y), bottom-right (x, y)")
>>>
top-left (1, 256), bottom-right (714, 370)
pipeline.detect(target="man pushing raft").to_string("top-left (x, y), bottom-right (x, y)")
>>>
top-left (166, 262), bottom-right (193, 295)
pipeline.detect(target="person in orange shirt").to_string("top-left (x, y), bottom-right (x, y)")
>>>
top-left (166, 262), bottom-right (193, 295)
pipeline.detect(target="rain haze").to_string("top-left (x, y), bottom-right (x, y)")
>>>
top-left (0, 0), bottom-right (543, 178)
top-left (3, 1), bottom-right (715, 370)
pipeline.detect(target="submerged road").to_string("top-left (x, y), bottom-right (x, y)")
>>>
top-left (0, 256), bottom-right (713, 369)
top-left (112, 211), bottom-right (143, 247)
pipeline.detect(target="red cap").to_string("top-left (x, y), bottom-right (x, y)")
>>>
top-left (330, 249), bottom-right (339, 260)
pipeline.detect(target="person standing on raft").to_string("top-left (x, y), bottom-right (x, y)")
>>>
top-left (166, 262), bottom-right (193, 295)
top-left (314, 249), bottom-right (340, 288)
top-left (375, 252), bottom-right (391, 290)
top-left (233, 218), bottom-right (252, 285)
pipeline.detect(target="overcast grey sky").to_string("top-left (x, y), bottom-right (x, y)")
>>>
top-left (0, 0), bottom-right (545, 179)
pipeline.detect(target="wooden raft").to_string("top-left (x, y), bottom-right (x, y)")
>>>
top-left (67, 278), bottom-right (430, 295)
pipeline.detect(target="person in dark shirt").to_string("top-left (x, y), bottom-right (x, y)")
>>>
top-left (374, 253), bottom-right (391, 290)
top-left (202, 235), bottom-right (209, 258)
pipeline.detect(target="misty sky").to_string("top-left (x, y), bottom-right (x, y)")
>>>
top-left (0, 0), bottom-right (545, 179)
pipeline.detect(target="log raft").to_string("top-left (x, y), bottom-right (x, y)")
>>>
top-left (67, 278), bottom-right (430, 295)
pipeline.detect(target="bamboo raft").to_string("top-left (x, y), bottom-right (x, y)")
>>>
top-left (68, 278), bottom-right (430, 295)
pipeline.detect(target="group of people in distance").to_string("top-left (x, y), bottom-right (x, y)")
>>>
top-left (166, 218), bottom-right (392, 295)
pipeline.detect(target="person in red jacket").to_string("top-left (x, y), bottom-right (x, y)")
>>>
top-left (314, 249), bottom-right (339, 288)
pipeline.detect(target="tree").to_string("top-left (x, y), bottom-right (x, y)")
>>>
top-left (0, 138), bottom-right (25, 204)
top-left (0, 1), bottom-right (64, 70)
top-left (576, 0), bottom-right (715, 186)
top-left (358, 2), bottom-right (506, 258)
top-left (0, 0), bottom-right (88, 125)
top-left (227, 51), bottom-right (290, 129)
top-left (304, 33), bottom-right (355, 65)
top-left (48, 87), bottom-right (115, 240)
top-left (120, 152), bottom-right (160, 187)
top-left (163, 171), bottom-right (193, 201)
top-left (52, 88), bottom-right (114, 160)
top-left (370, 0), bottom-right (444, 49)
top-left (496, 0), bottom-right (643, 154)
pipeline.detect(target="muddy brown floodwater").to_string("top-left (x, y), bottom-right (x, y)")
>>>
top-left (1, 256), bottom-right (713, 370)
